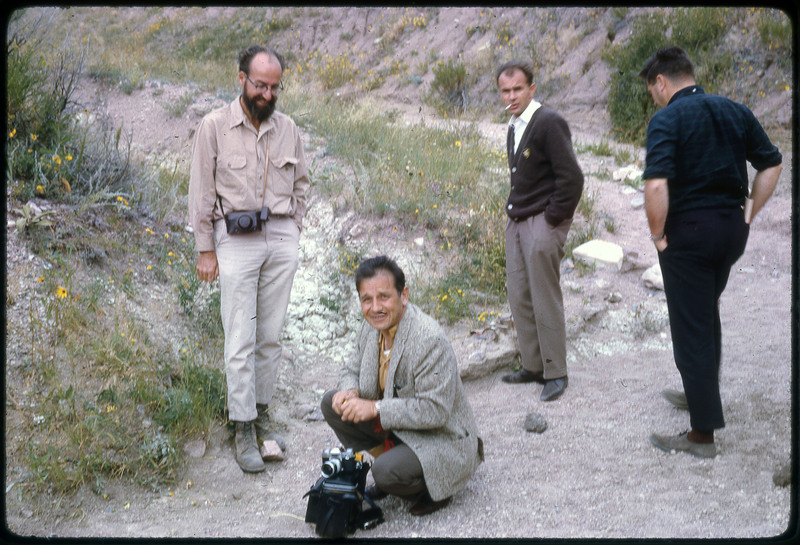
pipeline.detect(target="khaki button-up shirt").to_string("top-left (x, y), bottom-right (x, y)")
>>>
top-left (188, 97), bottom-right (310, 252)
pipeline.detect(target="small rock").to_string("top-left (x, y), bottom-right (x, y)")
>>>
top-left (621, 249), bottom-right (646, 272)
top-left (524, 412), bottom-right (548, 433)
top-left (642, 264), bottom-right (664, 290)
top-left (605, 292), bottom-right (623, 303)
top-left (293, 403), bottom-right (317, 419)
top-left (630, 194), bottom-right (645, 209)
top-left (260, 440), bottom-right (285, 461)
top-left (612, 165), bottom-right (643, 183)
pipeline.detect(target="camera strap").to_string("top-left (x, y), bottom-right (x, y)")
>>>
top-left (356, 490), bottom-right (384, 530)
top-left (261, 133), bottom-right (270, 209)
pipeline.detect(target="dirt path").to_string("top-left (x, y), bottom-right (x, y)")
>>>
top-left (5, 71), bottom-right (794, 540)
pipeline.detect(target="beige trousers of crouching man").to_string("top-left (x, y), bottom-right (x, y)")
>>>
top-left (213, 216), bottom-right (299, 422)
top-left (505, 213), bottom-right (572, 380)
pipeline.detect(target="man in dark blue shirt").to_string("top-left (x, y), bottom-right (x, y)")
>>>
top-left (639, 46), bottom-right (782, 458)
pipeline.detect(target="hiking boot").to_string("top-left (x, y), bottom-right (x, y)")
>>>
top-left (235, 421), bottom-right (266, 473)
top-left (649, 430), bottom-right (716, 459)
top-left (255, 403), bottom-right (286, 453)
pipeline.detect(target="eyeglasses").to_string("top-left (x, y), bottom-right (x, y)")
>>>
top-left (245, 73), bottom-right (284, 95)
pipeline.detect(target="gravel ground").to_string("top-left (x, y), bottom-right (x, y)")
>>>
top-left (5, 19), bottom-right (795, 537)
top-left (6, 178), bottom-right (794, 541)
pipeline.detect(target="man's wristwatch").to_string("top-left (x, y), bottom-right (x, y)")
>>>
top-left (374, 401), bottom-right (381, 416)
top-left (650, 233), bottom-right (665, 242)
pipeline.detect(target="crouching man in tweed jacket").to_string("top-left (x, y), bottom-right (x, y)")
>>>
top-left (321, 255), bottom-right (484, 516)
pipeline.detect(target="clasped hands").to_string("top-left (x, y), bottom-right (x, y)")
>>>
top-left (332, 388), bottom-right (378, 423)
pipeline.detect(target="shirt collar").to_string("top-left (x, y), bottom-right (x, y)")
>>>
top-left (509, 98), bottom-right (542, 128)
top-left (230, 96), bottom-right (275, 134)
top-left (668, 85), bottom-right (705, 106)
top-left (379, 324), bottom-right (400, 349)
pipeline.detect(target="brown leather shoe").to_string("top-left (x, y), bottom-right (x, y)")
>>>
top-left (409, 493), bottom-right (451, 516)
top-left (502, 369), bottom-right (545, 384)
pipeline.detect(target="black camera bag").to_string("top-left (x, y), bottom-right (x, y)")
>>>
top-left (303, 460), bottom-right (383, 538)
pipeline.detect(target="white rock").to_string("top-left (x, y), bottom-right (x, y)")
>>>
top-left (642, 264), bottom-right (664, 290)
top-left (572, 240), bottom-right (624, 271)
top-left (612, 165), bottom-right (643, 182)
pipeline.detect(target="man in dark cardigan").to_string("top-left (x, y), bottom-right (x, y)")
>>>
top-left (495, 60), bottom-right (584, 404)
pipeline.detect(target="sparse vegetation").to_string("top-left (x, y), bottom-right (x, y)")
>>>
top-left (604, 7), bottom-right (789, 144)
top-left (427, 59), bottom-right (472, 115)
top-left (5, 5), bottom-right (791, 509)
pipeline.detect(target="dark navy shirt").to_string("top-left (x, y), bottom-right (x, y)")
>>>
top-left (643, 85), bottom-right (782, 215)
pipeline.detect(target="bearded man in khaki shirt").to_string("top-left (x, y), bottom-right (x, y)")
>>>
top-left (188, 45), bottom-right (309, 473)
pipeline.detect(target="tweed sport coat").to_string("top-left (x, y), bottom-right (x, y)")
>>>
top-left (337, 303), bottom-right (484, 501)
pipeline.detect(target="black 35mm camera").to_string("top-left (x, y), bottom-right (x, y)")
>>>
top-left (224, 206), bottom-right (269, 235)
top-left (304, 447), bottom-right (384, 538)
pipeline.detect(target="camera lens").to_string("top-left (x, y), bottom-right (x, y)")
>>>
top-left (237, 215), bottom-right (254, 229)
top-left (321, 458), bottom-right (341, 477)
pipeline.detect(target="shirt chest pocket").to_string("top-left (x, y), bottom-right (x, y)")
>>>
top-left (269, 156), bottom-right (298, 193)
top-left (216, 154), bottom-right (247, 186)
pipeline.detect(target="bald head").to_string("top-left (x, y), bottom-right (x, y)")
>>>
top-left (238, 45), bottom-right (284, 75)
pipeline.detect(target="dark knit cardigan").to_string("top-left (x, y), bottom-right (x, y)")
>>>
top-left (506, 106), bottom-right (584, 225)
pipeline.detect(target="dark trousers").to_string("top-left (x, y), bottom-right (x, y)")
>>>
top-left (658, 207), bottom-right (749, 432)
top-left (320, 390), bottom-right (426, 500)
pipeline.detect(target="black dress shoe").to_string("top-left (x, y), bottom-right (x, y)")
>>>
top-left (365, 484), bottom-right (388, 501)
top-left (409, 493), bottom-right (451, 516)
top-left (540, 376), bottom-right (568, 401)
top-left (502, 369), bottom-right (546, 384)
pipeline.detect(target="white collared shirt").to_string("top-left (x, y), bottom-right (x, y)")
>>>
top-left (509, 99), bottom-right (541, 153)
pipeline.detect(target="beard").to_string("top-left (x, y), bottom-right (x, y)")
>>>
top-left (242, 92), bottom-right (277, 123)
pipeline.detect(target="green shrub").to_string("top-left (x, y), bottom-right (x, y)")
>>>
top-left (604, 8), bottom-right (729, 145)
top-left (428, 59), bottom-right (471, 115)
top-left (7, 11), bottom-right (141, 205)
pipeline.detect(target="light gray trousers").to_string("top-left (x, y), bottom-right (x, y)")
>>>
top-left (214, 217), bottom-right (299, 422)
top-left (505, 213), bottom-right (571, 380)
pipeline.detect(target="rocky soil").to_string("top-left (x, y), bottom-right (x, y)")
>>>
top-left (5, 6), bottom-right (795, 541)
